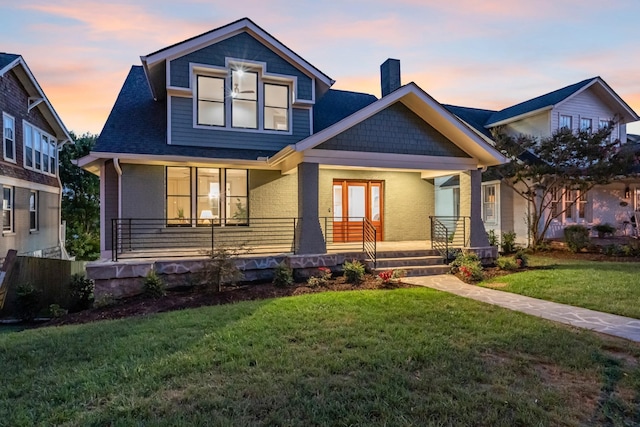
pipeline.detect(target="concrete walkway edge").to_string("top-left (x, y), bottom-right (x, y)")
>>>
top-left (405, 274), bottom-right (640, 343)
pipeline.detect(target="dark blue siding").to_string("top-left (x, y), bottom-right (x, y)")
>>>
top-left (171, 96), bottom-right (310, 150)
top-left (170, 32), bottom-right (313, 101)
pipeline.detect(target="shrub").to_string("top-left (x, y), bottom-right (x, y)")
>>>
top-left (450, 252), bottom-right (483, 282)
top-left (496, 256), bottom-right (518, 271)
top-left (307, 267), bottom-right (332, 288)
top-left (487, 229), bottom-right (498, 247)
top-left (343, 260), bottom-right (366, 283)
top-left (501, 231), bottom-right (517, 254)
top-left (514, 249), bottom-right (529, 268)
top-left (143, 270), bottom-right (166, 298)
top-left (593, 223), bottom-right (616, 238)
top-left (273, 263), bottom-right (294, 288)
top-left (93, 293), bottom-right (116, 308)
top-left (377, 269), bottom-right (406, 288)
top-left (69, 274), bottom-right (95, 312)
top-left (564, 225), bottom-right (590, 253)
top-left (15, 282), bottom-right (42, 320)
top-left (200, 246), bottom-right (244, 292)
top-left (49, 304), bottom-right (67, 318)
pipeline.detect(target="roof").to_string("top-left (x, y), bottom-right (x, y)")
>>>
top-left (443, 105), bottom-right (496, 139)
top-left (94, 66), bottom-right (277, 160)
top-left (313, 89), bottom-right (378, 132)
top-left (628, 134), bottom-right (640, 144)
top-left (0, 53), bottom-right (19, 71)
top-left (486, 77), bottom-right (598, 126)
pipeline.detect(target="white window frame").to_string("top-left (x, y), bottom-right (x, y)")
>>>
top-left (580, 118), bottom-right (592, 133)
top-left (481, 183), bottom-right (499, 225)
top-left (29, 190), bottom-right (38, 231)
top-left (3, 186), bottom-right (13, 233)
top-left (191, 60), bottom-right (293, 135)
top-left (2, 112), bottom-right (16, 163)
top-left (552, 187), bottom-right (588, 223)
top-left (560, 115), bottom-right (572, 130)
top-left (23, 121), bottom-right (57, 177)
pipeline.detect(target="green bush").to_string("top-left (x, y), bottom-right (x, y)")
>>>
top-left (343, 260), bottom-right (365, 283)
top-left (487, 229), bottom-right (498, 247)
top-left (273, 263), bottom-right (294, 287)
top-left (450, 252), bottom-right (484, 282)
top-left (93, 293), bottom-right (116, 309)
top-left (501, 231), bottom-right (517, 254)
top-left (593, 223), bottom-right (616, 237)
top-left (143, 270), bottom-right (166, 298)
top-left (15, 283), bottom-right (42, 320)
top-left (307, 267), bottom-right (332, 288)
top-left (49, 304), bottom-right (68, 318)
top-left (200, 246), bottom-right (244, 292)
top-left (564, 225), bottom-right (590, 253)
top-left (69, 274), bottom-right (95, 312)
top-left (514, 249), bottom-right (529, 268)
top-left (496, 256), bottom-right (518, 271)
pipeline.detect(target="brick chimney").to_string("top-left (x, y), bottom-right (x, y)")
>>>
top-left (380, 58), bottom-right (401, 97)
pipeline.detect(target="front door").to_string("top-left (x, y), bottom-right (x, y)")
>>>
top-left (333, 180), bottom-right (383, 242)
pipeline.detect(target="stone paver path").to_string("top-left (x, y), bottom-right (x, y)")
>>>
top-left (405, 274), bottom-right (640, 343)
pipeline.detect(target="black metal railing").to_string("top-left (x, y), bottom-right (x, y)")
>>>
top-left (111, 217), bottom-right (299, 261)
top-left (319, 216), bottom-right (377, 267)
top-left (429, 216), bottom-right (470, 261)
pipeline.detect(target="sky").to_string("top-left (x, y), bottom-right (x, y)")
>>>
top-left (2, 0), bottom-right (640, 136)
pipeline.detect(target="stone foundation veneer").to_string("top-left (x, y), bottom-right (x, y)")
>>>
top-left (87, 252), bottom-right (367, 299)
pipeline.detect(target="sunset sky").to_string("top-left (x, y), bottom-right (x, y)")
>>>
top-left (2, 0), bottom-right (640, 136)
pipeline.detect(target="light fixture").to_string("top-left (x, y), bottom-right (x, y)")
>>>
top-left (200, 210), bottom-right (214, 224)
top-left (625, 186), bottom-right (631, 199)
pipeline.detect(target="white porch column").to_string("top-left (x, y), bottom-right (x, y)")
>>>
top-left (296, 162), bottom-right (326, 254)
top-left (460, 169), bottom-right (491, 248)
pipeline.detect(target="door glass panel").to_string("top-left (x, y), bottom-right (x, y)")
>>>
top-left (348, 185), bottom-right (365, 220)
top-left (333, 185), bottom-right (342, 220)
top-left (371, 186), bottom-right (380, 221)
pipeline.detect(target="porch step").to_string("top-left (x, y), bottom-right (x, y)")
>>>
top-left (369, 249), bottom-right (450, 277)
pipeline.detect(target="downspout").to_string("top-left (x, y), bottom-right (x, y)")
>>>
top-left (58, 139), bottom-right (71, 259)
top-left (113, 158), bottom-right (123, 220)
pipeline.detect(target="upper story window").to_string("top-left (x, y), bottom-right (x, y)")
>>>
top-left (23, 121), bottom-right (57, 176)
top-left (580, 118), bottom-right (592, 133)
top-left (194, 62), bottom-right (291, 133)
top-left (2, 113), bottom-right (15, 162)
top-left (560, 115), bottom-right (572, 130)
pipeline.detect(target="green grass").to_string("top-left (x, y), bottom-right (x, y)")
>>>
top-left (482, 256), bottom-right (640, 318)
top-left (1, 288), bottom-right (640, 426)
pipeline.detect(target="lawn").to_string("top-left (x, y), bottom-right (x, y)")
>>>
top-left (2, 288), bottom-right (640, 426)
top-left (482, 256), bottom-right (640, 319)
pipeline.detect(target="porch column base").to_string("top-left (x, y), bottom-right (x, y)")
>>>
top-left (295, 219), bottom-right (327, 254)
top-left (463, 246), bottom-right (498, 266)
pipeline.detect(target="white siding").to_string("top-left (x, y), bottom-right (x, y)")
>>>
top-left (503, 110), bottom-right (551, 139)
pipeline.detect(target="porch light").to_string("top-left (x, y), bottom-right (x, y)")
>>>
top-left (625, 186), bottom-right (631, 199)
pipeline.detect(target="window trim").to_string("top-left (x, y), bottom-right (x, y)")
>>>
top-left (580, 117), bottom-right (592, 133)
top-left (560, 114), bottom-right (572, 130)
top-left (29, 190), bottom-right (38, 232)
top-left (23, 121), bottom-right (57, 177)
top-left (264, 83), bottom-right (290, 132)
top-left (551, 187), bottom-right (589, 223)
top-left (2, 112), bottom-right (16, 163)
top-left (3, 186), bottom-right (13, 234)
top-left (481, 183), bottom-right (499, 225)
top-left (196, 75), bottom-right (225, 127)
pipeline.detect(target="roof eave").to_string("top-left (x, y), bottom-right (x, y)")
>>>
top-left (486, 106), bottom-right (553, 128)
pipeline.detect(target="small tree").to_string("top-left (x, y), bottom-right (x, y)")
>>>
top-left (493, 123), bottom-right (636, 248)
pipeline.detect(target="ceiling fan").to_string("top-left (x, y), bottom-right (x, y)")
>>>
top-left (232, 83), bottom-right (255, 97)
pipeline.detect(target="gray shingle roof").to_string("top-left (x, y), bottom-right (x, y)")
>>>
top-left (94, 66), bottom-right (277, 160)
top-left (486, 77), bottom-right (597, 125)
top-left (0, 53), bottom-right (20, 70)
top-left (443, 105), bottom-right (496, 138)
top-left (313, 89), bottom-right (378, 132)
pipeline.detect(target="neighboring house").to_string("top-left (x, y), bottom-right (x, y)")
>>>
top-left (438, 77), bottom-right (640, 244)
top-left (78, 18), bottom-right (505, 260)
top-left (0, 53), bottom-right (71, 258)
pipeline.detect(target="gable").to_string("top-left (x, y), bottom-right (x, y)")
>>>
top-left (315, 102), bottom-right (470, 158)
top-left (169, 33), bottom-right (313, 100)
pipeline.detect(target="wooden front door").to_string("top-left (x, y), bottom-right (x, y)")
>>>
top-left (332, 180), bottom-right (383, 242)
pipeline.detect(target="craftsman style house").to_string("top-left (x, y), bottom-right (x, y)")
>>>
top-left (78, 18), bottom-right (505, 261)
top-left (0, 53), bottom-right (71, 258)
top-left (438, 78), bottom-right (640, 244)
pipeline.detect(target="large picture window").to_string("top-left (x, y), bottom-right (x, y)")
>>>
top-left (264, 84), bottom-right (289, 131)
top-left (197, 76), bottom-right (225, 126)
top-left (3, 113), bottom-right (15, 162)
top-left (167, 167), bottom-right (191, 224)
top-left (231, 70), bottom-right (258, 129)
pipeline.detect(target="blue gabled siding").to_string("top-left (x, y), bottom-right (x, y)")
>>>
top-left (170, 96), bottom-right (310, 150)
top-left (170, 32), bottom-right (313, 101)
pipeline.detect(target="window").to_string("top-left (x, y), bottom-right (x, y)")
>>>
top-left (3, 113), bottom-right (15, 162)
top-left (29, 191), bottom-right (38, 231)
top-left (580, 118), bottom-right (592, 133)
top-left (23, 122), bottom-right (56, 175)
top-left (551, 187), bottom-right (562, 219)
top-left (264, 84), bottom-right (289, 131)
top-left (167, 167), bottom-right (249, 226)
top-left (554, 187), bottom-right (588, 222)
top-left (197, 76), bottom-right (225, 126)
top-left (167, 167), bottom-right (191, 225)
top-left (560, 115), bottom-right (572, 130)
top-left (231, 70), bottom-right (258, 129)
top-left (599, 119), bottom-right (612, 142)
top-left (482, 184), bottom-right (497, 223)
top-left (452, 188), bottom-right (460, 218)
top-left (3, 186), bottom-right (13, 232)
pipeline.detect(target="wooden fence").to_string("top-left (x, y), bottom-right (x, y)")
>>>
top-left (0, 256), bottom-right (87, 318)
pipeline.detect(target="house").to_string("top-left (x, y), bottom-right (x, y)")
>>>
top-left (438, 78), bottom-right (640, 245)
top-left (0, 53), bottom-right (71, 258)
top-left (78, 18), bottom-right (506, 267)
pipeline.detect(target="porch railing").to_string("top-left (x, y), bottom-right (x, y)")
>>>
top-left (429, 216), bottom-right (470, 261)
top-left (111, 217), bottom-right (377, 263)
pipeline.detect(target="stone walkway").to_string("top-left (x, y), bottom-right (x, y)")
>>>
top-left (405, 274), bottom-right (640, 343)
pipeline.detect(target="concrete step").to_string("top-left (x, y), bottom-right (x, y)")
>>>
top-left (375, 256), bottom-right (445, 269)
top-left (375, 249), bottom-right (441, 259)
top-left (374, 264), bottom-right (451, 277)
